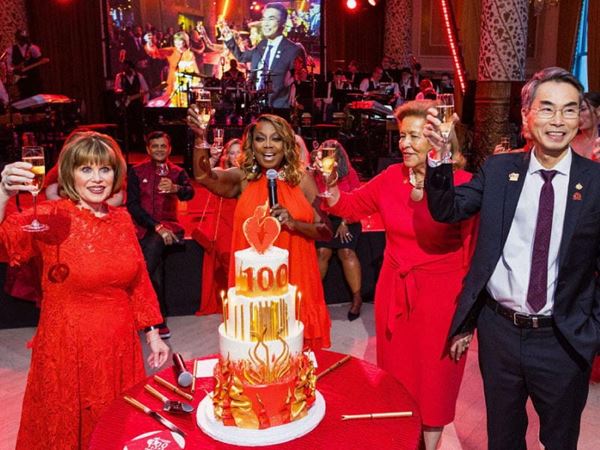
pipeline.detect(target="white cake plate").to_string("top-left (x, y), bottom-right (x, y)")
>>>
top-left (197, 391), bottom-right (326, 446)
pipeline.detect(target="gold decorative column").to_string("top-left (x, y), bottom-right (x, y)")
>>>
top-left (384, 0), bottom-right (413, 68)
top-left (474, 0), bottom-right (529, 156)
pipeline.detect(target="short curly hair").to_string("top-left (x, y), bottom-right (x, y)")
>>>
top-left (58, 131), bottom-right (126, 202)
top-left (239, 114), bottom-right (304, 186)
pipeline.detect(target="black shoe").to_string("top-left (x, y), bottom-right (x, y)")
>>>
top-left (347, 310), bottom-right (361, 321)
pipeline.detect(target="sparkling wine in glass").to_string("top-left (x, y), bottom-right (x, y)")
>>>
top-left (196, 90), bottom-right (213, 130)
top-left (156, 163), bottom-right (170, 193)
top-left (21, 146), bottom-right (48, 232)
top-left (312, 145), bottom-right (337, 198)
top-left (436, 93), bottom-right (455, 142)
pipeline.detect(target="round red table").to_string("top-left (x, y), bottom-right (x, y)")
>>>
top-left (90, 350), bottom-right (422, 449)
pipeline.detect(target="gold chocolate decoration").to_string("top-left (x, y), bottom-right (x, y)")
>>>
top-left (229, 373), bottom-right (260, 429)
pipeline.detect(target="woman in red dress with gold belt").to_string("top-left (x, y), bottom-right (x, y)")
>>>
top-left (188, 112), bottom-right (333, 348)
top-left (0, 132), bottom-right (170, 449)
top-left (325, 101), bottom-right (477, 449)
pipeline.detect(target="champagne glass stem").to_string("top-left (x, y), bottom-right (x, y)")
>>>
top-left (31, 193), bottom-right (39, 226)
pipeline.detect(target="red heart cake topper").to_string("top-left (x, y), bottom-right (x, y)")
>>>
top-left (242, 201), bottom-right (281, 254)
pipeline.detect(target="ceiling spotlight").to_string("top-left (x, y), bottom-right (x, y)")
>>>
top-left (368, 0), bottom-right (378, 5)
top-left (346, 0), bottom-right (357, 10)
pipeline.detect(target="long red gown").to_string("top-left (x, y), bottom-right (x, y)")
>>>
top-left (328, 164), bottom-right (476, 426)
top-left (229, 177), bottom-right (331, 348)
top-left (0, 199), bottom-right (163, 449)
top-left (193, 186), bottom-right (237, 315)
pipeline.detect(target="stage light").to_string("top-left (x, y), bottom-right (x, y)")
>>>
top-left (368, 0), bottom-right (378, 5)
top-left (346, 0), bottom-right (357, 10)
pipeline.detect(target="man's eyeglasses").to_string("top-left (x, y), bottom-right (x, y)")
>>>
top-left (530, 106), bottom-right (580, 120)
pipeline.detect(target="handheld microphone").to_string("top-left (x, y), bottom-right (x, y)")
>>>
top-left (172, 353), bottom-right (194, 387)
top-left (266, 169), bottom-right (278, 207)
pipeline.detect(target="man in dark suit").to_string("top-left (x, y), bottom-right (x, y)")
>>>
top-left (222, 2), bottom-right (303, 119)
top-left (424, 67), bottom-right (600, 450)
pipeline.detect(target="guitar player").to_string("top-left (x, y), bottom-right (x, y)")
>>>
top-left (114, 60), bottom-right (149, 152)
top-left (7, 30), bottom-right (43, 99)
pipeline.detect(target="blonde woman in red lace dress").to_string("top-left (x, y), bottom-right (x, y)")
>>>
top-left (0, 132), bottom-right (170, 449)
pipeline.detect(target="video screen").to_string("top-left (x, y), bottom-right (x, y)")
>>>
top-left (107, 0), bottom-right (323, 107)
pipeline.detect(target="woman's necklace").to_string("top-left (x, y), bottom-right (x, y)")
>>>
top-left (409, 168), bottom-right (424, 202)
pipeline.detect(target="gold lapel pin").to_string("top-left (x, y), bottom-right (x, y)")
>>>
top-left (509, 172), bottom-right (519, 182)
top-left (575, 183), bottom-right (583, 190)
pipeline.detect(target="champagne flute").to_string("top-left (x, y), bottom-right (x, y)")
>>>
top-left (436, 93), bottom-right (455, 143)
top-left (196, 90), bottom-right (213, 130)
top-left (156, 163), bottom-right (170, 193)
top-left (21, 146), bottom-right (49, 232)
top-left (312, 145), bottom-right (337, 198)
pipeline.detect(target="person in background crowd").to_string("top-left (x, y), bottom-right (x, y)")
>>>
top-left (438, 72), bottom-right (454, 94)
top-left (345, 59), bottom-right (362, 89)
top-left (153, 31), bottom-right (201, 107)
top-left (126, 131), bottom-right (195, 339)
top-left (415, 78), bottom-right (437, 100)
top-left (323, 101), bottom-right (477, 449)
top-left (571, 92), bottom-right (600, 160)
top-left (359, 66), bottom-right (383, 94)
top-left (189, 111), bottom-right (333, 348)
top-left (322, 69), bottom-right (351, 121)
top-left (222, 59), bottom-right (246, 85)
top-left (399, 67), bottom-right (417, 102)
top-left (315, 139), bottom-right (364, 321)
top-left (424, 66), bottom-right (600, 450)
top-left (114, 60), bottom-right (149, 151)
top-left (194, 138), bottom-right (241, 315)
top-left (0, 132), bottom-right (169, 449)
top-left (7, 30), bottom-right (43, 99)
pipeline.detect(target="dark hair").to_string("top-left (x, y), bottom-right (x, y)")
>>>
top-left (441, 72), bottom-right (451, 79)
top-left (584, 92), bottom-right (600, 109)
top-left (264, 2), bottom-right (288, 25)
top-left (521, 67), bottom-right (583, 110)
top-left (145, 130), bottom-right (172, 145)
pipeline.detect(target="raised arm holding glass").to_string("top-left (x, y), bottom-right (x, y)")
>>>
top-left (322, 100), bottom-right (477, 450)
top-left (188, 110), bottom-right (333, 348)
top-left (423, 67), bottom-right (600, 450)
top-left (0, 132), bottom-right (169, 450)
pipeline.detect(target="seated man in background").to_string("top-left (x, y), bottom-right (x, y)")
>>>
top-left (127, 131), bottom-right (195, 338)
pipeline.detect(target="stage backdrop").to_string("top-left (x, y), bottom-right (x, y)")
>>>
top-left (26, 0), bottom-right (107, 123)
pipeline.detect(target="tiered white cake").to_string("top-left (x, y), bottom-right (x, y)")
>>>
top-left (210, 203), bottom-right (316, 430)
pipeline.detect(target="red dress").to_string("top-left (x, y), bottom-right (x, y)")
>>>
top-left (328, 164), bottom-right (476, 426)
top-left (230, 178), bottom-right (331, 348)
top-left (0, 199), bottom-right (163, 450)
top-left (193, 186), bottom-right (237, 315)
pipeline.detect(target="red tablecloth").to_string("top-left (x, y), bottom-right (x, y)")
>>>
top-left (89, 350), bottom-right (422, 450)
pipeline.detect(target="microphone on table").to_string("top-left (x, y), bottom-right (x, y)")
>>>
top-left (266, 169), bottom-right (278, 208)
